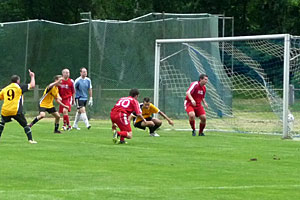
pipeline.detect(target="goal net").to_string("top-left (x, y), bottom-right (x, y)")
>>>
top-left (154, 34), bottom-right (300, 138)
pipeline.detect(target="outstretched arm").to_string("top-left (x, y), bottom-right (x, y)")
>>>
top-left (136, 113), bottom-right (146, 123)
top-left (28, 69), bottom-right (35, 89)
top-left (48, 77), bottom-right (63, 89)
top-left (159, 111), bottom-right (174, 126)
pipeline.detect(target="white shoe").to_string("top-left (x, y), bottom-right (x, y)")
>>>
top-left (150, 132), bottom-right (160, 137)
top-left (29, 140), bottom-right (37, 144)
top-left (72, 125), bottom-right (80, 130)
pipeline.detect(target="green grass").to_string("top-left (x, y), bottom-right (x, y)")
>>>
top-left (0, 120), bottom-right (300, 200)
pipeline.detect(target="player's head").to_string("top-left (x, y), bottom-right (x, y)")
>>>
top-left (62, 68), bottom-right (70, 79)
top-left (80, 67), bottom-right (87, 78)
top-left (129, 88), bottom-right (139, 99)
top-left (11, 75), bottom-right (20, 84)
top-left (143, 97), bottom-right (151, 109)
top-left (199, 74), bottom-right (208, 85)
top-left (54, 75), bottom-right (63, 84)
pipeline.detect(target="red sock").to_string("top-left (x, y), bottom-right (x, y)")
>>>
top-left (63, 115), bottom-right (69, 126)
top-left (189, 120), bottom-right (195, 130)
top-left (199, 123), bottom-right (206, 133)
top-left (120, 136), bottom-right (125, 141)
top-left (63, 115), bottom-right (67, 126)
top-left (118, 131), bottom-right (128, 138)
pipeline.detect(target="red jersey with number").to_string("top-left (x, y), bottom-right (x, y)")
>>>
top-left (185, 81), bottom-right (206, 107)
top-left (58, 78), bottom-right (75, 99)
top-left (111, 96), bottom-right (141, 116)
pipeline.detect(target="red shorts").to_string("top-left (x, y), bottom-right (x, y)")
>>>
top-left (185, 103), bottom-right (205, 117)
top-left (110, 111), bottom-right (132, 132)
top-left (59, 97), bottom-right (72, 113)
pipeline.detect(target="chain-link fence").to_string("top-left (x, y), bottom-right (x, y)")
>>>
top-left (0, 13), bottom-right (229, 118)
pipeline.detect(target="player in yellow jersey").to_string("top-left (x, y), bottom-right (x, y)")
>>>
top-left (0, 70), bottom-right (37, 144)
top-left (133, 97), bottom-right (174, 137)
top-left (29, 75), bottom-right (69, 133)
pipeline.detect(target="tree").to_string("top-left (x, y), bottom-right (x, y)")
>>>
top-left (0, 0), bottom-right (26, 22)
top-left (1, 0), bottom-right (300, 35)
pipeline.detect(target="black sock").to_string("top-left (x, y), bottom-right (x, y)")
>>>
top-left (24, 126), bottom-right (33, 140)
top-left (55, 123), bottom-right (59, 131)
top-left (149, 124), bottom-right (161, 133)
top-left (30, 117), bottom-right (39, 127)
top-left (0, 123), bottom-right (5, 138)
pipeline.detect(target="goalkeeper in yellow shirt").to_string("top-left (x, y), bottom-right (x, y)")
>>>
top-left (133, 97), bottom-right (174, 137)
top-left (29, 75), bottom-right (69, 133)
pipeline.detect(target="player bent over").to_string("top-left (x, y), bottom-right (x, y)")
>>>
top-left (0, 70), bottom-right (37, 144)
top-left (184, 74), bottom-right (208, 136)
top-left (58, 68), bottom-right (75, 131)
top-left (133, 97), bottom-right (174, 137)
top-left (110, 89), bottom-right (146, 144)
top-left (29, 75), bottom-right (69, 133)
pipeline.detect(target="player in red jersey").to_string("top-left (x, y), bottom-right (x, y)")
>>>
top-left (184, 74), bottom-right (208, 136)
top-left (110, 88), bottom-right (146, 144)
top-left (58, 68), bottom-right (75, 130)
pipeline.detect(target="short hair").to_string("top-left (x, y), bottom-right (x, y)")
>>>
top-left (62, 68), bottom-right (69, 74)
top-left (199, 74), bottom-right (208, 81)
top-left (143, 97), bottom-right (150, 103)
top-left (129, 88), bottom-right (139, 97)
top-left (80, 67), bottom-right (87, 72)
top-left (54, 75), bottom-right (62, 81)
top-left (11, 75), bottom-right (20, 83)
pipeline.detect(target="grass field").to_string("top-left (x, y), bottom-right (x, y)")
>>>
top-left (0, 119), bottom-right (300, 200)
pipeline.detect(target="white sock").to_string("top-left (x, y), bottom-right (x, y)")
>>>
top-left (81, 113), bottom-right (90, 127)
top-left (73, 112), bottom-right (81, 127)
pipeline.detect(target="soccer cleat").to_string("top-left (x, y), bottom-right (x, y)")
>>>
top-left (199, 132), bottom-right (205, 136)
top-left (28, 140), bottom-right (37, 144)
top-left (117, 140), bottom-right (128, 144)
top-left (112, 130), bottom-right (119, 144)
top-left (192, 130), bottom-right (196, 136)
top-left (54, 130), bottom-right (62, 134)
top-left (72, 125), bottom-right (80, 130)
top-left (150, 132), bottom-right (160, 137)
top-left (87, 125), bottom-right (91, 130)
top-left (67, 126), bottom-right (72, 131)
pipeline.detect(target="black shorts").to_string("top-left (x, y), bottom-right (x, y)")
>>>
top-left (39, 106), bottom-right (57, 114)
top-left (134, 117), bottom-right (152, 130)
top-left (75, 98), bottom-right (87, 109)
top-left (1, 113), bottom-right (28, 127)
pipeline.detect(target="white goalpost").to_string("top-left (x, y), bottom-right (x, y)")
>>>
top-left (154, 34), bottom-right (299, 139)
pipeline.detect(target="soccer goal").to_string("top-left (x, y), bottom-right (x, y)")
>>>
top-left (154, 34), bottom-right (300, 138)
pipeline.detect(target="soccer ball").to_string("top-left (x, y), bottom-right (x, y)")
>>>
top-left (288, 113), bottom-right (295, 122)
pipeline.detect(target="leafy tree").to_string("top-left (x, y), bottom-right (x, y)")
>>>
top-left (1, 0), bottom-right (300, 35)
top-left (0, 0), bottom-right (26, 22)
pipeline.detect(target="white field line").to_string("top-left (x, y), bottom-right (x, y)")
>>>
top-left (1, 185), bottom-right (300, 193)
top-left (163, 128), bottom-right (282, 135)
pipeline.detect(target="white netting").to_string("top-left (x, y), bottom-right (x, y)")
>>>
top-left (157, 36), bottom-right (300, 137)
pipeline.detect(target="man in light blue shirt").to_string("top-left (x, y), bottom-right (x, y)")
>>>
top-left (73, 68), bottom-right (93, 130)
